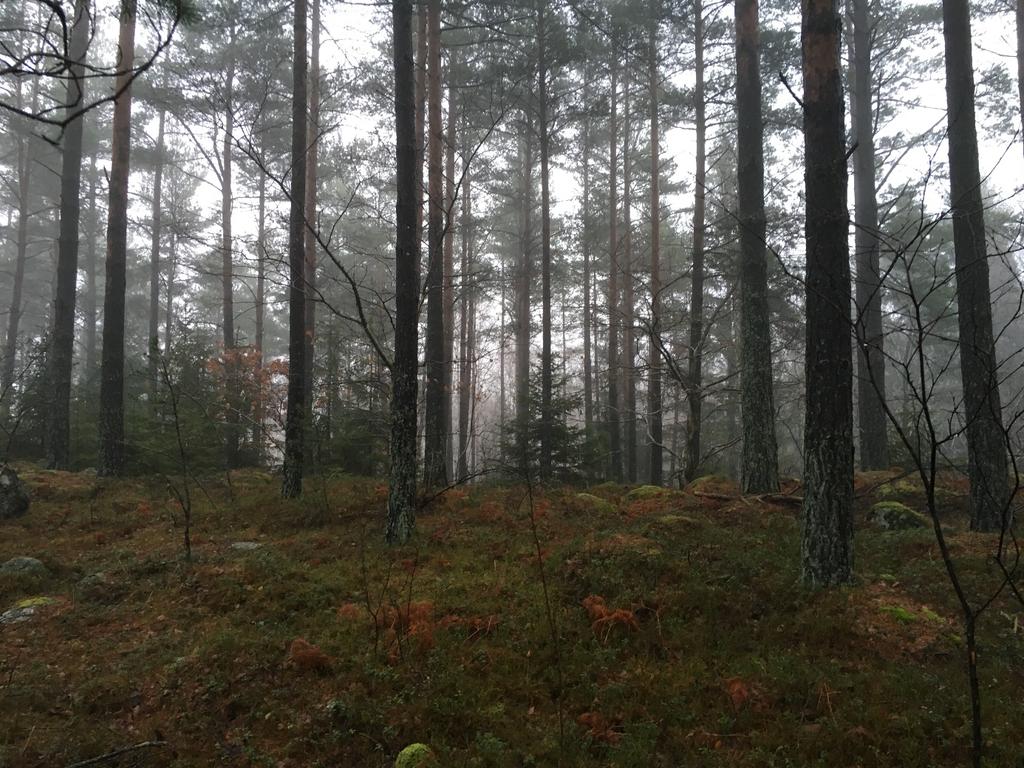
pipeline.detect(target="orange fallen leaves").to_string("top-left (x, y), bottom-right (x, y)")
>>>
top-left (286, 638), bottom-right (332, 673)
top-left (578, 711), bottom-right (623, 744)
top-left (582, 595), bottom-right (639, 642)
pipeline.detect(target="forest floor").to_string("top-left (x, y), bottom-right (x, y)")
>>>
top-left (0, 466), bottom-right (1021, 767)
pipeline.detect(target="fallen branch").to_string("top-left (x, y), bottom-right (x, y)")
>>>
top-left (64, 741), bottom-right (167, 768)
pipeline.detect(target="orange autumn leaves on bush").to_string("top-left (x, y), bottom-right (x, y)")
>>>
top-left (286, 638), bottom-right (332, 673)
top-left (336, 600), bottom-right (500, 662)
top-left (582, 595), bottom-right (639, 642)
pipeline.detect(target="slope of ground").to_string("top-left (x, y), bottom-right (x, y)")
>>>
top-left (0, 468), bottom-right (1020, 767)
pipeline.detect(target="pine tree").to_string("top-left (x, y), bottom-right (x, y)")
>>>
top-left (800, 0), bottom-right (854, 587)
top-left (45, 0), bottom-right (89, 470)
top-left (386, 0), bottom-right (420, 544)
top-left (281, 0), bottom-right (309, 498)
top-left (941, 0), bottom-right (1011, 532)
top-left (98, 0), bottom-right (138, 477)
top-left (736, 0), bottom-right (779, 493)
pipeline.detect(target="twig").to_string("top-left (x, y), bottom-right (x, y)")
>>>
top-left (64, 740), bottom-right (167, 768)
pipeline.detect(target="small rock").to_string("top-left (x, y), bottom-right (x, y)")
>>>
top-left (0, 605), bottom-right (37, 624)
top-left (0, 466), bottom-right (30, 520)
top-left (78, 571), bottom-right (123, 603)
top-left (0, 596), bottom-right (58, 625)
top-left (0, 556), bottom-right (48, 576)
top-left (868, 501), bottom-right (929, 531)
top-left (230, 541), bottom-right (262, 551)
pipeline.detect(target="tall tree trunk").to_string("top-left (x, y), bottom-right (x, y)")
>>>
top-left (648, 4), bottom-right (663, 485)
top-left (256, 170), bottom-right (266, 356)
top-left (582, 64), bottom-right (594, 439)
top-left (685, 0), bottom-right (706, 482)
top-left (850, 0), bottom-right (889, 471)
top-left (800, 0), bottom-right (854, 587)
top-left (457, 105), bottom-right (473, 482)
top-left (304, 0), bottom-right (320, 465)
top-left (942, 0), bottom-right (1011, 532)
top-left (414, 2), bottom-right (428, 246)
top-left (607, 56), bottom-right (622, 482)
top-left (443, 59), bottom-right (456, 478)
top-left (386, 0), bottom-right (420, 543)
top-left (499, 249), bottom-right (507, 459)
top-left (98, 0), bottom-right (137, 476)
top-left (537, 1), bottom-right (553, 480)
top-left (515, 115), bottom-right (534, 468)
top-left (165, 235), bottom-right (176, 351)
top-left (281, 0), bottom-right (309, 498)
top-left (46, 0), bottom-right (89, 470)
top-left (423, 0), bottom-right (447, 488)
top-left (736, 0), bottom-right (780, 492)
top-left (1018, 0), bottom-right (1024, 156)
top-left (84, 150), bottom-right (99, 383)
top-left (222, 52), bottom-right (239, 468)
top-left (622, 57), bottom-right (637, 484)
top-left (254, 166), bottom-right (267, 457)
top-left (147, 105), bottom-right (166, 400)
top-left (2, 83), bottom-right (34, 406)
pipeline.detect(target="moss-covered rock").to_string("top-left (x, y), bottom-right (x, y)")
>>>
top-left (868, 501), bottom-right (928, 531)
top-left (685, 475), bottom-right (739, 496)
top-left (575, 493), bottom-right (616, 515)
top-left (395, 743), bottom-right (438, 768)
top-left (0, 556), bottom-right (48, 576)
top-left (625, 485), bottom-right (668, 502)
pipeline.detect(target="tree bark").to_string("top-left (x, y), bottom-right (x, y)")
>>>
top-left (582, 63), bottom-right (594, 439)
top-left (147, 106), bottom-right (166, 401)
top-left (304, 0), bottom-right (320, 465)
top-left (457, 102), bottom-right (473, 482)
top-left (254, 163), bottom-right (267, 459)
top-left (941, 0), bottom-right (1011, 532)
top-left (221, 48), bottom-right (240, 468)
top-left (1017, 0), bottom-right (1024, 157)
top-left (2, 82), bottom-right (34, 406)
top-left (423, 0), bottom-right (447, 489)
top-left (414, 2), bottom-right (427, 247)
top-left (282, 0), bottom-right (309, 498)
top-left (386, 0), bottom-right (420, 544)
top-left (736, 0), bottom-right (780, 493)
top-left (515, 114), bottom-right (534, 468)
top-left (98, 0), bottom-right (137, 476)
top-left (622, 56), bottom-right (637, 484)
top-left (648, 4), bottom-right (663, 485)
top-left (537, 1), bottom-right (553, 480)
top-left (686, 0), bottom-right (706, 482)
top-left (800, 0), bottom-right (854, 587)
top-left (850, 0), bottom-right (890, 471)
top-left (46, 0), bottom-right (89, 470)
top-left (607, 56), bottom-right (622, 482)
top-left (84, 150), bottom-right (99, 383)
top-left (443, 55), bottom-right (456, 478)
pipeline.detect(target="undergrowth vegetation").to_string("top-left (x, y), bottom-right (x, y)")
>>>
top-left (0, 467), bottom-right (1021, 766)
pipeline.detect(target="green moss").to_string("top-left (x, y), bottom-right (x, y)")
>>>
top-left (575, 493), bottom-right (616, 515)
top-left (625, 485), bottom-right (668, 502)
top-left (395, 743), bottom-right (438, 768)
top-left (880, 604), bottom-right (918, 623)
top-left (875, 478), bottom-right (921, 498)
top-left (685, 475), bottom-right (738, 495)
top-left (14, 596), bottom-right (58, 609)
top-left (921, 607), bottom-right (943, 623)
